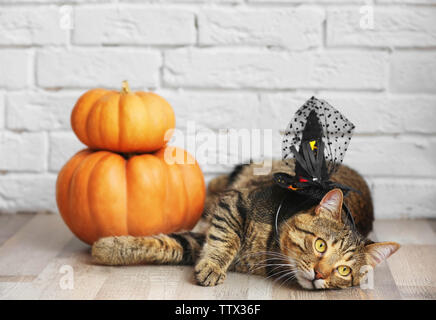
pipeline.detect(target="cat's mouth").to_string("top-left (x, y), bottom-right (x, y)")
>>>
top-left (296, 270), bottom-right (327, 290)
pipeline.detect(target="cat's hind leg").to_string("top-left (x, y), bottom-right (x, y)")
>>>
top-left (92, 232), bottom-right (204, 266)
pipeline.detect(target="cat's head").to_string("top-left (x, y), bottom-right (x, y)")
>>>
top-left (280, 188), bottom-right (400, 290)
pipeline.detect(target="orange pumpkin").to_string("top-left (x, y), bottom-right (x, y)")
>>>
top-left (71, 81), bottom-right (175, 153)
top-left (56, 146), bottom-right (205, 245)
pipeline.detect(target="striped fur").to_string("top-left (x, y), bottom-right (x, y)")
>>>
top-left (92, 160), bottom-right (399, 290)
top-left (92, 232), bottom-right (204, 266)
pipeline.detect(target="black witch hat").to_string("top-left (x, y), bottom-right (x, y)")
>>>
top-left (273, 96), bottom-right (357, 228)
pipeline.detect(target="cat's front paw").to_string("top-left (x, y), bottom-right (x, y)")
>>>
top-left (194, 260), bottom-right (227, 286)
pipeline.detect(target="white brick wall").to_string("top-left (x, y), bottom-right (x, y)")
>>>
top-left (0, 1), bottom-right (435, 219)
top-left (0, 7), bottom-right (67, 45)
top-left (198, 7), bottom-right (325, 49)
top-left (36, 49), bottom-right (162, 88)
top-left (327, 7), bottom-right (436, 47)
top-left (164, 49), bottom-right (388, 89)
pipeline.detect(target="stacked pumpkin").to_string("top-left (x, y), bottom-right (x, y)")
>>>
top-left (56, 81), bottom-right (206, 245)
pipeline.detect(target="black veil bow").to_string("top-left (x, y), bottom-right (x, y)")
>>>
top-left (273, 96), bottom-right (357, 229)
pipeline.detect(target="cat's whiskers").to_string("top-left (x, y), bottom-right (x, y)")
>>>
top-left (247, 258), bottom-right (287, 272)
top-left (272, 270), bottom-right (298, 288)
top-left (233, 251), bottom-right (289, 268)
top-left (249, 263), bottom-right (294, 273)
top-left (234, 250), bottom-right (288, 261)
top-left (279, 275), bottom-right (297, 290)
top-left (244, 253), bottom-right (292, 272)
top-left (275, 269), bottom-right (299, 290)
top-left (247, 259), bottom-right (285, 270)
top-left (266, 268), bottom-right (297, 282)
top-left (263, 259), bottom-right (298, 280)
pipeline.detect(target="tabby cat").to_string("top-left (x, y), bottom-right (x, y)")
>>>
top-left (92, 160), bottom-right (400, 290)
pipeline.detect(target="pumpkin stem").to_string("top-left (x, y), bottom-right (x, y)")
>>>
top-left (121, 80), bottom-right (131, 94)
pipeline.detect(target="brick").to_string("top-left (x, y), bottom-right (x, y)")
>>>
top-left (1, 0), bottom-right (102, 3)
top-left (377, 0), bottom-right (436, 3)
top-left (164, 49), bottom-right (388, 89)
top-left (129, 0), bottom-right (243, 2)
top-left (344, 136), bottom-right (436, 177)
top-left (260, 93), bottom-right (436, 134)
top-left (324, 95), bottom-right (436, 134)
top-left (156, 90), bottom-right (260, 131)
top-left (0, 132), bottom-right (46, 172)
top-left (199, 7), bottom-right (324, 49)
top-left (327, 8), bottom-right (436, 48)
top-left (0, 93), bottom-right (4, 129)
top-left (0, 50), bottom-right (29, 89)
top-left (6, 92), bottom-right (78, 131)
top-left (0, 7), bottom-right (67, 45)
top-left (49, 132), bottom-right (85, 172)
top-left (0, 175), bottom-right (57, 213)
top-left (122, 0), bottom-right (242, 2)
top-left (273, 135), bottom-right (436, 178)
top-left (390, 51), bottom-right (436, 93)
top-left (369, 177), bottom-right (436, 219)
top-left (36, 49), bottom-right (161, 88)
top-left (74, 7), bottom-right (195, 45)
top-left (249, 0), bottom-right (363, 2)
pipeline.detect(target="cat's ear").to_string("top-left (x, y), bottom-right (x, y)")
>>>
top-left (365, 242), bottom-right (400, 267)
top-left (315, 188), bottom-right (343, 221)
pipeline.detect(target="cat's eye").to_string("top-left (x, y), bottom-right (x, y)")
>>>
top-left (314, 239), bottom-right (327, 253)
top-left (337, 265), bottom-right (351, 276)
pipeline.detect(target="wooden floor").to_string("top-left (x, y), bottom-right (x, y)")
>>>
top-left (0, 212), bottom-right (435, 300)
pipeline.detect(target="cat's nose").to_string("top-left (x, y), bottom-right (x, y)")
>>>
top-left (314, 268), bottom-right (325, 280)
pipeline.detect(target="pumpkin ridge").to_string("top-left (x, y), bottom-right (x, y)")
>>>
top-left (89, 152), bottom-right (128, 238)
top-left (97, 94), bottom-right (107, 149)
top-left (88, 91), bottom-right (115, 150)
top-left (73, 89), bottom-right (108, 147)
top-left (83, 91), bottom-right (97, 147)
top-left (69, 151), bottom-right (106, 243)
top-left (66, 161), bottom-right (78, 238)
top-left (58, 149), bottom-right (90, 234)
top-left (85, 95), bottom-right (100, 149)
top-left (144, 94), bottom-right (152, 151)
top-left (67, 155), bottom-right (84, 240)
top-left (124, 156), bottom-right (129, 235)
top-left (177, 160), bottom-right (191, 230)
top-left (87, 152), bottom-right (113, 241)
top-left (161, 154), bottom-right (185, 233)
top-left (161, 156), bottom-right (170, 233)
top-left (117, 91), bottom-right (123, 152)
top-left (178, 162), bottom-right (190, 231)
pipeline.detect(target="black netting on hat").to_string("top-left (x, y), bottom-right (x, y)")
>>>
top-left (274, 96), bottom-right (358, 231)
top-left (282, 96), bottom-right (355, 178)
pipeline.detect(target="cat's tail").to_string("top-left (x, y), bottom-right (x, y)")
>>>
top-left (91, 232), bottom-right (205, 266)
